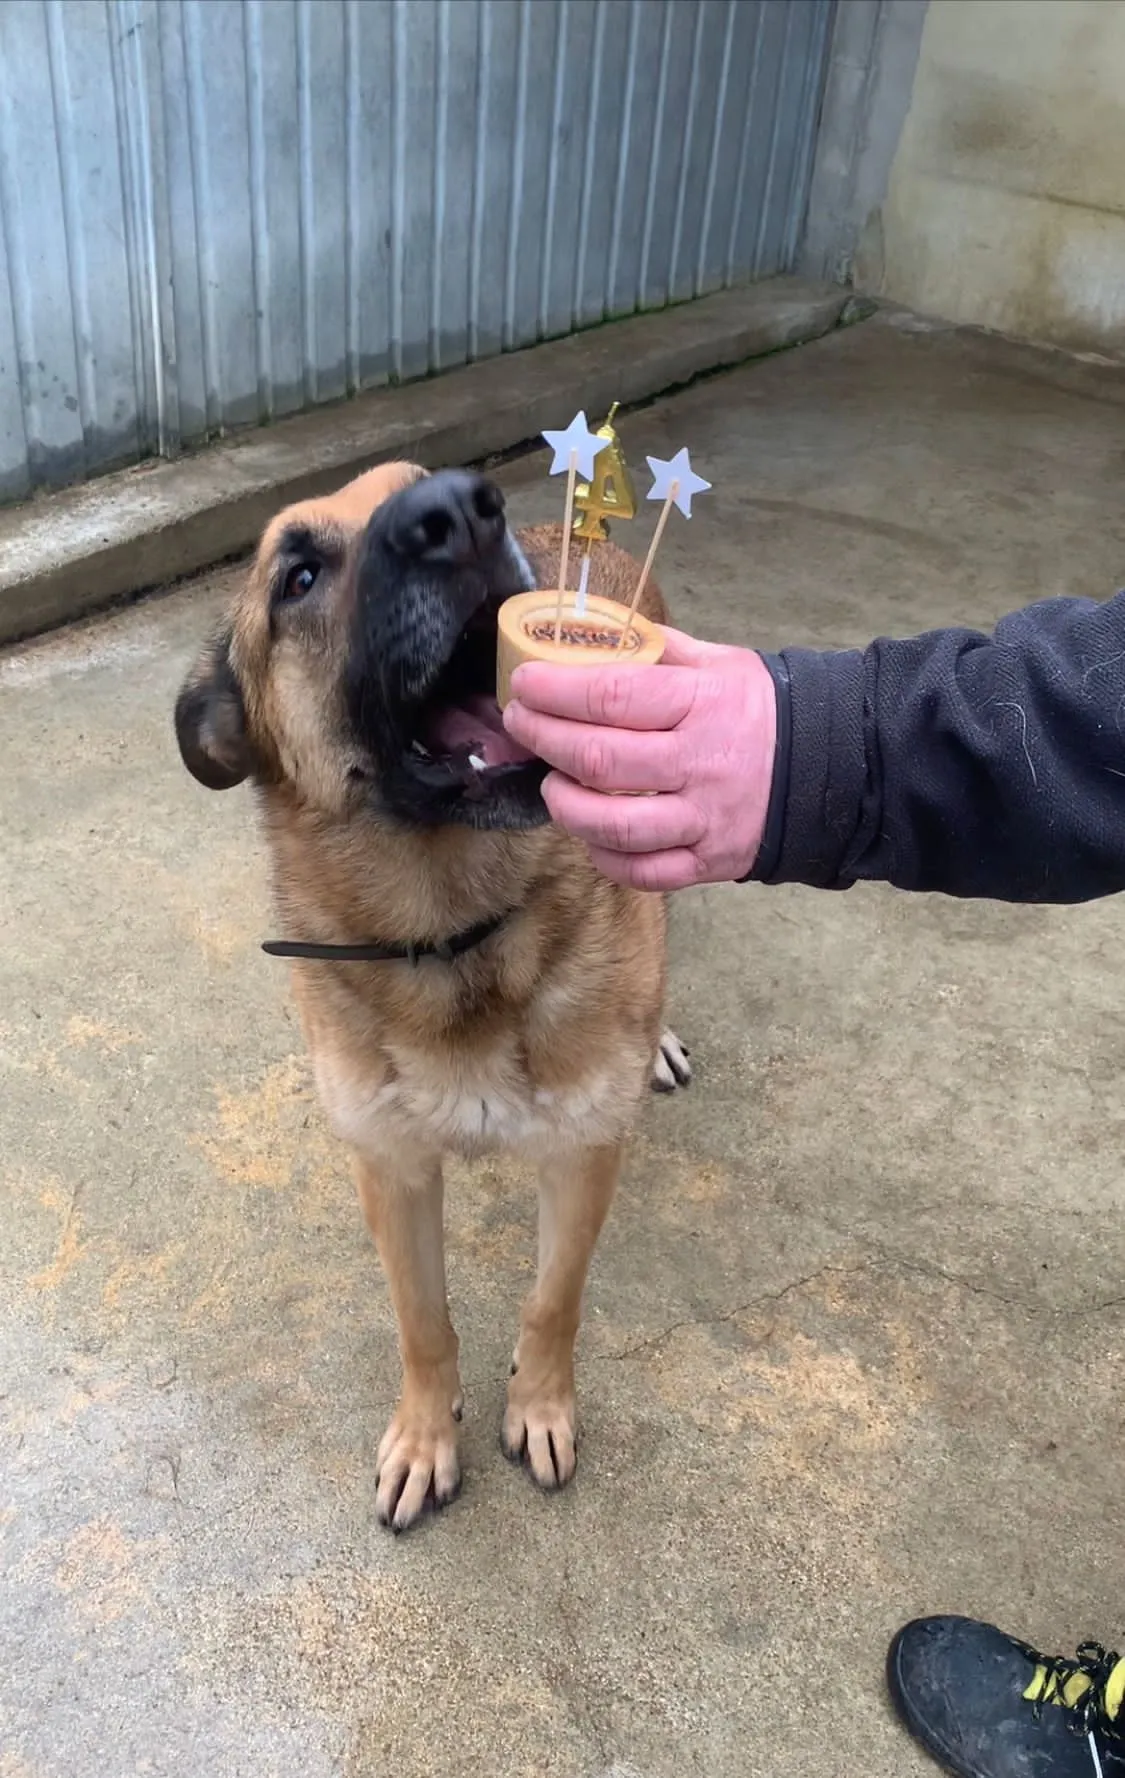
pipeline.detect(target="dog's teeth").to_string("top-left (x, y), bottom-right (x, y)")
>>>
top-left (468, 753), bottom-right (486, 771)
top-left (411, 741), bottom-right (431, 758)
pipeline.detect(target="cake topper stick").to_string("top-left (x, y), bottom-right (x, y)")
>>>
top-left (620, 493), bottom-right (676, 646)
top-left (541, 412), bottom-right (609, 642)
top-left (618, 447), bottom-right (712, 649)
top-left (555, 458), bottom-right (579, 639)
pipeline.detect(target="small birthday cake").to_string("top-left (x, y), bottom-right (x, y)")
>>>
top-left (494, 407), bottom-right (710, 709)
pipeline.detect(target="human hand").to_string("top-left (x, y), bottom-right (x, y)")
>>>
top-left (502, 627), bottom-right (778, 891)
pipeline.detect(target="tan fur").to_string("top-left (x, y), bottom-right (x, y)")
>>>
top-left (178, 462), bottom-right (676, 1529)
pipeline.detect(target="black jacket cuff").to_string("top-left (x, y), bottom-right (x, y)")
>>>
top-left (743, 653), bottom-right (790, 882)
top-left (749, 646), bottom-right (867, 889)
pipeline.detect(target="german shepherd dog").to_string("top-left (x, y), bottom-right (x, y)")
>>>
top-left (175, 462), bottom-right (689, 1531)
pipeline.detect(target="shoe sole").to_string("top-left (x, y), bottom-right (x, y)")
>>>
top-left (886, 1620), bottom-right (983, 1778)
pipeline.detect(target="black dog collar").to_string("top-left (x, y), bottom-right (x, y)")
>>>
top-left (261, 910), bottom-right (510, 967)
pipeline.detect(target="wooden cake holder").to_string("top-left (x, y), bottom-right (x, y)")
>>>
top-left (496, 590), bottom-right (665, 711)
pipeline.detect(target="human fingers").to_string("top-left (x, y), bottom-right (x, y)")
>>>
top-left (506, 660), bottom-right (701, 730)
top-left (503, 707), bottom-right (686, 792)
top-left (541, 774), bottom-right (705, 853)
top-left (654, 626), bottom-right (739, 668)
top-left (582, 843), bottom-right (706, 892)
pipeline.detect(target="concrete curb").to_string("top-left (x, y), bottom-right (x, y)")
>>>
top-left (0, 277), bottom-right (847, 645)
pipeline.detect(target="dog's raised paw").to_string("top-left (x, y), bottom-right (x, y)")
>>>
top-left (651, 1028), bottom-right (692, 1093)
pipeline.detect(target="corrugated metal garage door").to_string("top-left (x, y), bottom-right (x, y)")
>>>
top-left (0, 0), bottom-right (834, 503)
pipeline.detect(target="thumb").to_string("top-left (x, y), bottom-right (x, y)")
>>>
top-left (656, 624), bottom-right (739, 668)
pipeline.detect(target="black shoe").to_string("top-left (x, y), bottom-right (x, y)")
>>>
top-left (888, 1616), bottom-right (1125, 1777)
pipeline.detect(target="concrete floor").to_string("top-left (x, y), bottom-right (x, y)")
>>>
top-left (4, 310), bottom-right (1125, 1778)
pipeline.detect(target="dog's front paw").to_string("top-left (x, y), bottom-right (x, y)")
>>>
top-left (502, 1359), bottom-right (577, 1491)
top-left (651, 1027), bottom-right (692, 1093)
top-left (375, 1386), bottom-right (462, 1532)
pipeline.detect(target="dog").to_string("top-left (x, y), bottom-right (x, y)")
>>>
top-left (175, 461), bottom-right (690, 1531)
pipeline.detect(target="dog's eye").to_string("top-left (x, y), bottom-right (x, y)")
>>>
top-left (281, 562), bottom-right (320, 601)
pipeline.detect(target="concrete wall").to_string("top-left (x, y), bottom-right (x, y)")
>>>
top-left (862, 0), bottom-right (1125, 354)
top-left (801, 0), bottom-right (928, 287)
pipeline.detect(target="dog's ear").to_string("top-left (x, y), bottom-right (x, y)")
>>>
top-left (174, 629), bottom-right (252, 790)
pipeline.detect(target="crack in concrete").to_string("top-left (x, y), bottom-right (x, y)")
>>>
top-left (289, 1236), bottom-right (1125, 1431)
top-left (863, 1246), bottom-right (1031, 1311)
top-left (590, 1261), bottom-right (869, 1364)
top-left (1073, 1292), bottom-right (1125, 1317)
top-left (847, 1236), bottom-right (1125, 1323)
top-left (569, 1236), bottom-right (1125, 1375)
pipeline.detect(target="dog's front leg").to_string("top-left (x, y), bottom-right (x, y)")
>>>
top-left (503, 1141), bottom-right (622, 1491)
top-left (354, 1149), bottom-right (462, 1532)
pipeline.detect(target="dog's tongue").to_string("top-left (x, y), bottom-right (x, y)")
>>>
top-left (424, 694), bottom-right (535, 767)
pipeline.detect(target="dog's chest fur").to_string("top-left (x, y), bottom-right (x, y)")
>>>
top-left (313, 1029), bottom-right (648, 1160)
top-left (287, 831), bottom-right (667, 1166)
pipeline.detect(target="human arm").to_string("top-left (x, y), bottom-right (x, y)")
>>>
top-left (502, 591), bottom-right (1125, 903)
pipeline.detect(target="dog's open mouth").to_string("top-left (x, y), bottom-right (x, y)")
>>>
top-left (400, 600), bottom-right (538, 802)
top-left (420, 693), bottom-right (531, 771)
top-left (352, 468), bottom-right (550, 828)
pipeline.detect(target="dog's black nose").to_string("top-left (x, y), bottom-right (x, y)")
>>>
top-left (384, 469), bottom-right (506, 565)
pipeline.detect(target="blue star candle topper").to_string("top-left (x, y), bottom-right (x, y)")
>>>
top-left (618, 446), bottom-right (713, 646)
top-left (541, 411), bottom-right (609, 482)
top-left (542, 411), bottom-right (610, 621)
top-left (644, 446), bottom-right (712, 518)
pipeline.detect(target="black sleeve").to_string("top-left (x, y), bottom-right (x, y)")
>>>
top-left (752, 591), bottom-right (1125, 904)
